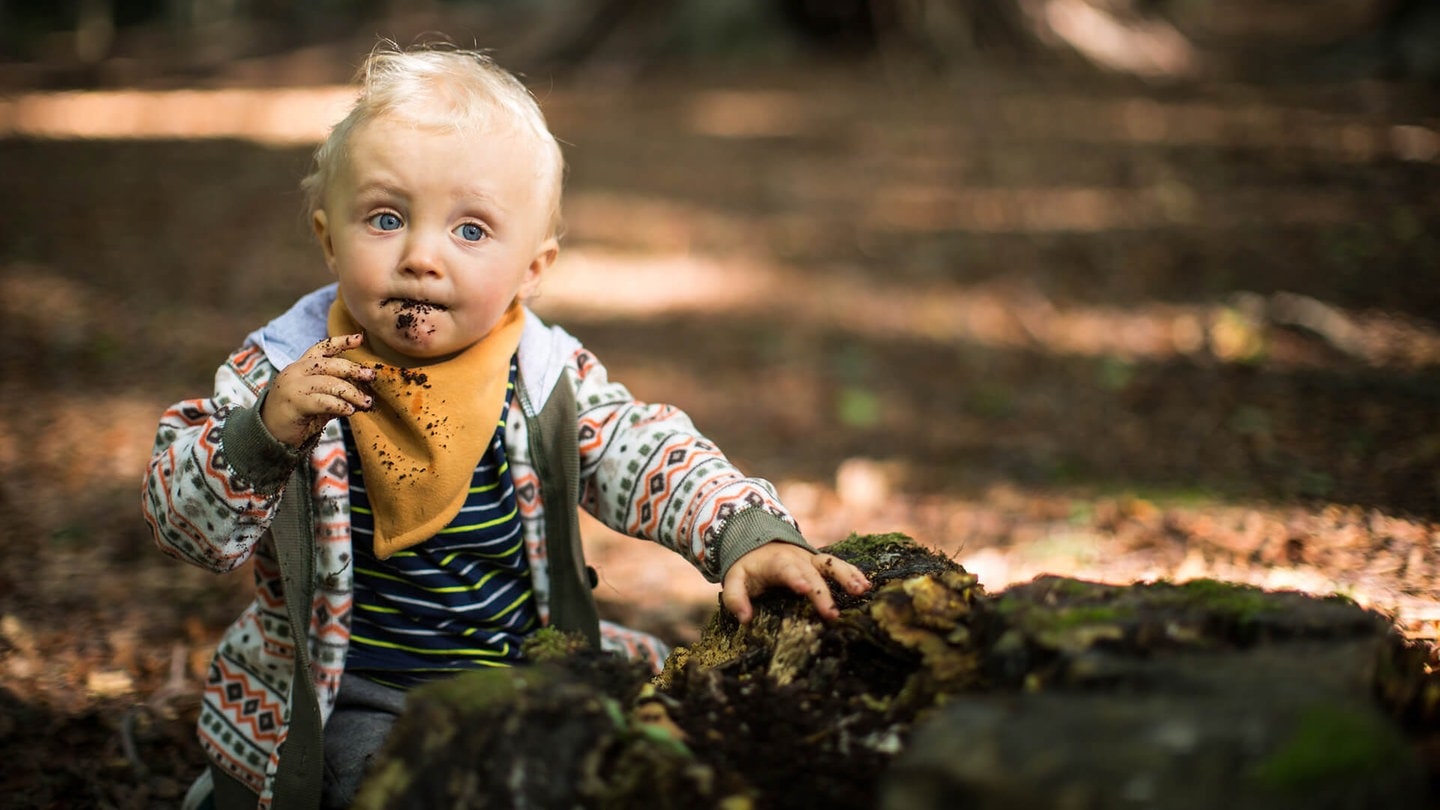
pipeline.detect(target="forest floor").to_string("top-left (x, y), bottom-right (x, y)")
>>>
top-left (1, 11), bottom-right (1439, 808)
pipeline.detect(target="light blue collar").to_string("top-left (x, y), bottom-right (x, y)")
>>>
top-left (248, 283), bottom-right (576, 411)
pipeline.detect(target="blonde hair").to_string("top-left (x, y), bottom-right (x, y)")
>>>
top-left (301, 43), bottom-right (565, 237)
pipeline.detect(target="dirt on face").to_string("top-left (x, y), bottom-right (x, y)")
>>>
top-left (389, 299), bottom-right (442, 341)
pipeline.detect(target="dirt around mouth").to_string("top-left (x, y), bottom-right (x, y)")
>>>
top-left (385, 298), bottom-right (444, 336)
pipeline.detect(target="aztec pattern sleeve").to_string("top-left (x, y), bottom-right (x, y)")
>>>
top-left (142, 343), bottom-right (302, 573)
top-left (571, 346), bottom-right (809, 582)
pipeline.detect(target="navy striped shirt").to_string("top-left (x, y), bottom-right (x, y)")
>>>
top-left (341, 358), bottom-right (536, 689)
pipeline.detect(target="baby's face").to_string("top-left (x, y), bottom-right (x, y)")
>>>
top-left (313, 115), bottom-right (557, 365)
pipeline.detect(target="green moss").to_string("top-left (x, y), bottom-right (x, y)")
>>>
top-left (631, 718), bottom-right (695, 758)
top-left (1251, 705), bottom-right (1407, 791)
top-left (1051, 605), bottom-right (1127, 627)
top-left (351, 760), bottom-right (413, 810)
top-left (654, 611), bottom-right (749, 691)
top-left (1002, 593), bottom-right (1123, 625)
top-left (1165, 579), bottom-right (1273, 623)
top-left (1015, 604), bottom-right (1127, 640)
top-left (826, 532), bottom-right (918, 569)
top-left (522, 626), bottom-right (591, 663)
top-left (993, 578), bottom-right (1119, 618)
top-left (1046, 577), bottom-right (1116, 600)
top-left (994, 589), bottom-right (1130, 652)
top-left (411, 666), bottom-right (550, 713)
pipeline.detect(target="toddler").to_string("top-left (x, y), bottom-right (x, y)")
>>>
top-left (143, 43), bottom-right (869, 810)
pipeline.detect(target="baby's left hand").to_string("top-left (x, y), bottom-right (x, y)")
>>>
top-left (721, 542), bottom-right (872, 624)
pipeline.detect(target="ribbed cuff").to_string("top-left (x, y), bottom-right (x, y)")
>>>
top-left (715, 506), bottom-right (814, 581)
top-left (219, 389), bottom-right (311, 494)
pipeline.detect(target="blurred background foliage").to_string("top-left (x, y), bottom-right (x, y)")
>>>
top-left (1, 0), bottom-right (1439, 85)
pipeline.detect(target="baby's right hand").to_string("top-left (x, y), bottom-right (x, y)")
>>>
top-left (260, 333), bottom-right (376, 448)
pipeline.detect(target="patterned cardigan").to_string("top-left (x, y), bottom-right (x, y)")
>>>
top-left (142, 284), bottom-right (809, 809)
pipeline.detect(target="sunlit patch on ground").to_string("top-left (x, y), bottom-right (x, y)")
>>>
top-left (538, 247), bottom-right (1440, 369)
top-left (0, 86), bottom-right (354, 144)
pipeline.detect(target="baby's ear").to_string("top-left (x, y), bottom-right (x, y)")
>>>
top-left (522, 236), bottom-right (559, 297)
top-left (312, 209), bottom-right (338, 272)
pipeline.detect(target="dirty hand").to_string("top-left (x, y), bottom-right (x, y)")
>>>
top-left (721, 542), bottom-right (871, 624)
top-left (260, 333), bottom-right (376, 448)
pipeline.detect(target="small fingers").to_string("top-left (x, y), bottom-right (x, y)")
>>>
top-left (308, 391), bottom-right (367, 419)
top-left (773, 556), bottom-right (837, 620)
top-left (720, 568), bottom-right (756, 625)
top-left (295, 354), bottom-right (377, 385)
top-left (723, 546), bottom-right (871, 624)
top-left (812, 553), bottom-right (872, 596)
top-left (305, 380), bottom-right (373, 413)
top-left (313, 332), bottom-right (365, 357)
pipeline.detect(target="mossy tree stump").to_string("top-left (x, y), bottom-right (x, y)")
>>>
top-left (355, 534), bottom-right (1439, 809)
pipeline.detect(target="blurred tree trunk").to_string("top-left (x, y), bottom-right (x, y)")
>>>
top-left (1328, 0), bottom-right (1440, 80)
top-left (541, 0), bottom-right (664, 68)
top-left (165, 0), bottom-right (237, 30)
top-left (868, 0), bottom-right (1036, 66)
top-left (76, 0), bottom-right (115, 63)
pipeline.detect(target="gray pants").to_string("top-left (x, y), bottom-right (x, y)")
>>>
top-left (321, 674), bottom-right (407, 809)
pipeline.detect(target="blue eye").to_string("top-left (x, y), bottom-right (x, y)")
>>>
top-left (456, 223), bottom-right (486, 242)
top-left (369, 212), bottom-right (402, 231)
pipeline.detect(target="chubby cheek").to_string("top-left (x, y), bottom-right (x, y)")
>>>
top-left (334, 256), bottom-right (390, 299)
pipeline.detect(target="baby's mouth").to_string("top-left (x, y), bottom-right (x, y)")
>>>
top-left (383, 298), bottom-right (446, 336)
top-left (382, 297), bottom-right (448, 312)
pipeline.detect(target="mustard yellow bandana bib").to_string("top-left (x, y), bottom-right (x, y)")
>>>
top-left (327, 296), bottom-right (525, 558)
